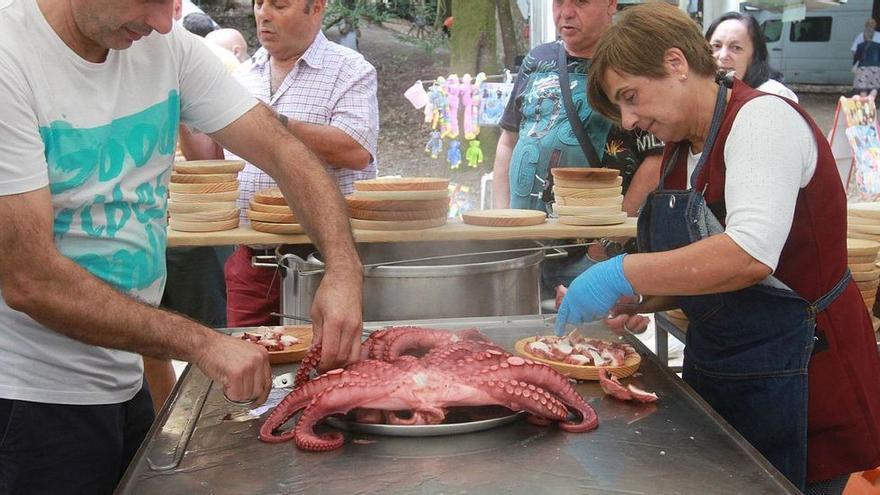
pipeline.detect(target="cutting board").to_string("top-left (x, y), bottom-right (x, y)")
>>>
top-left (247, 209), bottom-right (298, 224)
top-left (553, 185), bottom-right (622, 199)
top-left (171, 173), bottom-right (238, 184)
top-left (550, 167), bottom-right (620, 181)
top-left (847, 238), bottom-right (880, 257)
top-left (354, 177), bottom-right (449, 191)
top-left (349, 207), bottom-right (449, 221)
top-left (173, 160), bottom-right (245, 175)
top-left (555, 195), bottom-right (623, 207)
top-left (250, 220), bottom-right (304, 234)
top-left (254, 188), bottom-right (288, 206)
top-left (348, 190), bottom-right (450, 200)
top-left (170, 190), bottom-right (240, 203)
top-left (350, 217), bottom-right (447, 231)
top-left (553, 176), bottom-right (623, 189)
top-left (249, 201), bottom-right (294, 214)
top-left (169, 181), bottom-right (238, 194)
top-left (461, 209), bottom-right (547, 227)
top-left (345, 196), bottom-right (450, 212)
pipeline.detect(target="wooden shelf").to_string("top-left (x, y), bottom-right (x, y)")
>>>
top-left (167, 217), bottom-right (637, 247)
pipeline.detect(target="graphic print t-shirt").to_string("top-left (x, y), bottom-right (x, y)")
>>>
top-left (0, 0), bottom-right (256, 404)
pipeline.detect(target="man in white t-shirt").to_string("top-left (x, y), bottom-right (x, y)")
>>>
top-left (0, 0), bottom-right (364, 492)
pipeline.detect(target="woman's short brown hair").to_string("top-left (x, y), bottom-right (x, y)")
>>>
top-left (588, 3), bottom-right (716, 123)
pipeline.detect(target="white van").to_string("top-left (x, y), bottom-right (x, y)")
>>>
top-left (755, 0), bottom-right (876, 85)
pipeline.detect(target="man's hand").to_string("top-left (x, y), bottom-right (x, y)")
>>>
top-left (310, 266), bottom-right (364, 371)
top-left (555, 255), bottom-right (635, 335)
top-left (604, 295), bottom-right (650, 335)
top-left (194, 334), bottom-right (272, 405)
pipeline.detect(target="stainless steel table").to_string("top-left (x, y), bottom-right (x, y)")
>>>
top-left (117, 315), bottom-right (799, 494)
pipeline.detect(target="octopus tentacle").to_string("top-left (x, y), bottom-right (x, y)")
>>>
top-left (293, 343), bottom-right (323, 388)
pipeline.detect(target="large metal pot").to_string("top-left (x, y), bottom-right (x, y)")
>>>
top-left (256, 241), bottom-right (560, 323)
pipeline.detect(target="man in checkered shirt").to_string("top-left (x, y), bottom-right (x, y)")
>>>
top-left (224, 0), bottom-right (378, 327)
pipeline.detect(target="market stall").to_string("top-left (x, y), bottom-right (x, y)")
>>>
top-left (117, 316), bottom-right (799, 495)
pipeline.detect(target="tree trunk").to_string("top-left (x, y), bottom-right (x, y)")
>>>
top-left (435, 0), bottom-right (453, 30)
top-left (495, 0), bottom-right (517, 70)
top-left (449, 0), bottom-right (499, 75)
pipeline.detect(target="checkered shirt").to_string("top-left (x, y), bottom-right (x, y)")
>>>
top-left (225, 31), bottom-right (379, 223)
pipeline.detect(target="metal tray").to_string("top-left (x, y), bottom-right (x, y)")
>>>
top-left (324, 410), bottom-right (526, 437)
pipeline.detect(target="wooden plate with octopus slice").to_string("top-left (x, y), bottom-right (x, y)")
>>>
top-left (232, 325), bottom-right (313, 364)
top-left (514, 336), bottom-right (641, 381)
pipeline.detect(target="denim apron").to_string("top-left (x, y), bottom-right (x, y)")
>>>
top-left (636, 82), bottom-right (851, 491)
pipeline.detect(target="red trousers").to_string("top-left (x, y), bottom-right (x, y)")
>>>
top-left (224, 246), bottom-right (281, 327)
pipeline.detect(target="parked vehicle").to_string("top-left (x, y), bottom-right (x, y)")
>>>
top-left (754, 0), bottom-right (876, 85)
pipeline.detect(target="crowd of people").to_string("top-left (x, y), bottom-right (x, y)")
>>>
top-left (0, 0), bottom-right (879, 493)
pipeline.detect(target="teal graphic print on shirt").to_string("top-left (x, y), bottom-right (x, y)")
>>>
top-left (39, 91), bottom-right (179, 294)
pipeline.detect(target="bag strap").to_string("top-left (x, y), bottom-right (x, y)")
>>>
top-left (557, 43), bottom-right (602, 167)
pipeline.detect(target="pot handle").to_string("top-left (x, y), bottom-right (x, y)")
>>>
top-left (250, 254), bottom-right (279, 268)
top-left (543, 247), bottom-right (570, 260)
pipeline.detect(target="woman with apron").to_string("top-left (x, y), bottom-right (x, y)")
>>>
top-left (556, 5), bottom-right (880, 494)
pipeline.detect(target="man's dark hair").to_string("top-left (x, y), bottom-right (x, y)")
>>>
top-left (183, 12), bottom-right (218, 37)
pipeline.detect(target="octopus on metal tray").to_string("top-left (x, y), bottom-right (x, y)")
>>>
top-left (259, 326), bottom-right (599, 451)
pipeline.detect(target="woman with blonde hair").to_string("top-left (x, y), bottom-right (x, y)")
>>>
top-left (556, 4), bottom-right (880, 493)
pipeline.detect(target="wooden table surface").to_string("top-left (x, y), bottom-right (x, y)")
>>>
top-left (167, 217), bottom-right (637, 247)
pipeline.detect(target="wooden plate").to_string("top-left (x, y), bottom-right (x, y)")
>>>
top-left (555, 195), bottom-right (624, 207)
top-left (848, 223), bottom-right (880, 235)
top-left (232, 325), bottom-right (312, 364)
top-left (169, 181), bottom-right (238, 194)
top-left (848, 202), bottom-right (880, 220)
top-left (247, 209), bottom-right (297, 224)
top-left (854, 270), bottom-right (880, 282)
top-left (554, 204), bottom-right (623, 216)
top-left (553, 176), bottom-right (623, 189)
top-left (348, 207), bottom-right (449, 221)
top-left (847, 232), bottom-right (880, 242)
top-left (171, 173), bottom-right (238, 184)
top-left (168, 201), bottom-right (237, 214)
top-left (254, 188), bottom-right (287, 206)
top-left (462, 209), bottom-right (547, 227)
top-left (169, 216), bottom-right (239, 232)
top-left (558, 212), bottom-right (628, 226)
top-left (858, 280), bottom-right (879, 291)
top-left (847, 238), bottom-right (880, 256)
top-left (550, 167), bottom-right (620, 181)
top-left (345, 196), bottom-right (450, 212)
top-left (850, 254), bottom-right (879, 264)
top-left (514, 336), bottom-right (641, 380)
top-left (170, 190), bottom-right (240, 203)
top-left (553, 186), bottom-right (622, 199)
top-left (249, 201), bottom-right (294, 214)
top-left (172, 208), bottom-right (239, 223)
top-left (250, 221), bottom-right (304, 234)
top-left (848, 215), bottom-right (878, 226)
top-left (354, 177), bottom-right (450, 191)
top-left (348, 190), bottom-right (450, 200)
top-left (850, 262), bottom-right (878, 273)
top-left (351, 217), bottom-right (447, 231)
top-left (173, 160), bottom-right (245, 175)
top-left (666, 308), bottom-right (687, 320)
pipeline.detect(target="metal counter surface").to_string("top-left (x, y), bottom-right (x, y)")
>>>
top-left (117, 316), bottom-right (798, 495)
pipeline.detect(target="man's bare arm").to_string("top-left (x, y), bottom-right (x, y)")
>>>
top-left (178, 124), bottom-right (224, 160)
top-left (0, 187), bottom-right (271, 403)
top-left (492, 129), bottom-right (518, 209)
top-left (210, 104), bottom-right (364, 369)
top-left (284, 119), bottom-right (372, 170)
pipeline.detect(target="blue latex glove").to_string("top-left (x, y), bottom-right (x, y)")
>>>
top-left (555, 255), bottom-right (635, 336)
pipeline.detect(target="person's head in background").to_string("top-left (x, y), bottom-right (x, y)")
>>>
top-left (705, 12), bottom-right (777, 89)
top-left (206, 28), bottom-right (249, 62)
top-left (254, 0), bottom-right (325, 60)
top-left (553, 0), bottom-right (618, 58)
top-left (183, 12), bottom-right (217, 37)
top-left (864, 18), bottom-right (877, 42)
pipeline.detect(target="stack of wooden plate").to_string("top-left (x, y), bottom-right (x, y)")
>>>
top-left (168, 160), bottom-right (244, 232)
top-left (848, 203), bottom-right (880, 243)
top-left (247, 188), bottom-right (304, 234)
top-left (346, 177), bottom-right (450, 230)
top-left (848, 238), bottom-right (880, 311)
top-left (551, 168), bottom-right (626, 226)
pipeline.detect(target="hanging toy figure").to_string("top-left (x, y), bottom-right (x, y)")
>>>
top-left (425, 77), bottom-right (447, 130)
top-left (466, 140), bottom-right (483, 168)
top-left (443, 74), bottom-right (460, 138)
top-left (447, 140), bottom-right (462, 169)
top-left (463, 73), bottom-right (486, 140)
top-left (425, 130), bottom-right (443, 159)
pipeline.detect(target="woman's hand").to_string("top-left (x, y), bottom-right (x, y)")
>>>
top-left (555, 255), bottom-right (635, 335)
